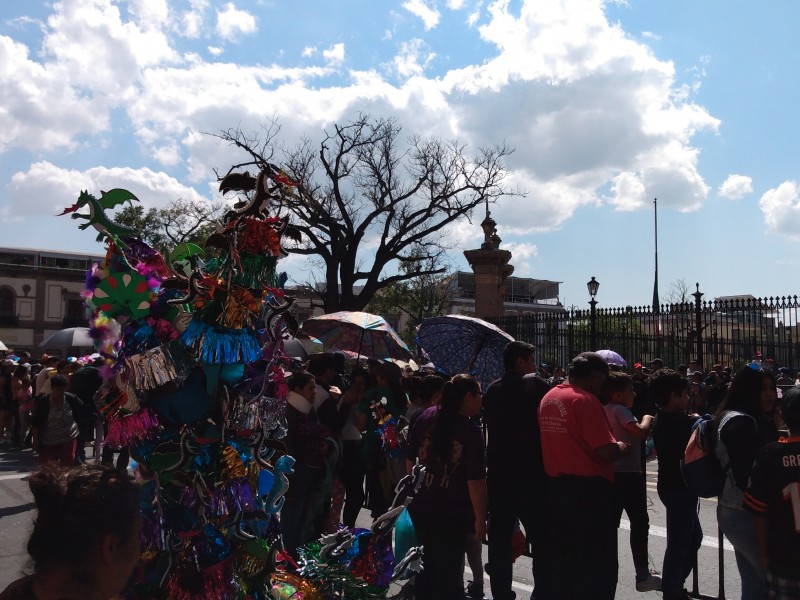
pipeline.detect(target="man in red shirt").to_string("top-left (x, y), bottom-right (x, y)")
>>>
top-left (538, 352), bottom-right (630, 600)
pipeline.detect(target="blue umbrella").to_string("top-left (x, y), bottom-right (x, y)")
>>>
top-left (416, 314), bottom-right (514, 390)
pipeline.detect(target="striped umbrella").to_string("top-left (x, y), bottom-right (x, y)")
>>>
top-left (298, 311), bottom-right (412, 361)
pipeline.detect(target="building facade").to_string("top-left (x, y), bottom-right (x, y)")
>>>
top-left (0, 247), bottom-right (104, 355)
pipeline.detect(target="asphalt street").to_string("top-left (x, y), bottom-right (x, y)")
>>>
top-left (0, 447), bottom-right (741, 599)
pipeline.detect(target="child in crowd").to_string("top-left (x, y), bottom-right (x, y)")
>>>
top-left (603, 372), bottom-right (661, 592)
top-left (744, 387), bottom-right (800, 599)
top-left (650, 369), bottom-right (702, 600)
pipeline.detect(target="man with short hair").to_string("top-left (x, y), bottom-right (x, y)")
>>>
top-left (484, 341), bottom-right (552, 600)
top-left (538, 352), bottom-right (629, 600)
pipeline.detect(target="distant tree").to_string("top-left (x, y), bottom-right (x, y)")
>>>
top-left (665, 278), bottom-right (691, 305)
top-left (209, 114), bottom-right (517, 312)
top-left (368, 247), bottom-right (456, 345)
top-left (115, 198), bottom-right (225, 251)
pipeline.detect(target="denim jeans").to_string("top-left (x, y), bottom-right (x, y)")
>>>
top-left (658, 486), bottom-right (703, 598)
top-left (718, 505), bottom-right (767, 600)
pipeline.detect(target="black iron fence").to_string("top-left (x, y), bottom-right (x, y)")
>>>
top-left (491, 286), bottom-right (800, 372)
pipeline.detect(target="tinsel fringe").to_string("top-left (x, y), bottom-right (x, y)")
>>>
top-left (209, 477), bottom-right (258, 516)
top-left (205, 254), bottom-right (279, 290)
top-left (123, 341), bottom-right (194, 390)
top-left (104, 407), bottom-right (159, 449)
top-left (164, 559), bottom-right (236, 600)
top-left (181, 319), bottom-right (261, 364)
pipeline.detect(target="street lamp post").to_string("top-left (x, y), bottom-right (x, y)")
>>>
top-left (587, 276), bottom-right (599, 351)
top-left (712, 319), bottom-right (718, 365)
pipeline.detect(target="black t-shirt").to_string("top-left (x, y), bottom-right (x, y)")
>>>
top-left (652, 410), bottom-right (699, 491)
top-left (406, 406), bottom-right (486, 531)
top-left (483, 371), bottom-right (550, 483)
top-left (744, 438), bottom-right (800, 579)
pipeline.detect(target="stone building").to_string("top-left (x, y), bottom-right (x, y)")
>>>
top-left (0, 247), bottom-right (104, 355)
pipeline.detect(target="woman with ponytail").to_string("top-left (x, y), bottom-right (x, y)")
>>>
top-left (0, 464), bottom-right (141, 600)
top-left (405, 374), bottom-right (486, 599)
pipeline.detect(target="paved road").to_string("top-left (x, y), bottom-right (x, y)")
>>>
top-left (0, 448), bottom-right (741, 599)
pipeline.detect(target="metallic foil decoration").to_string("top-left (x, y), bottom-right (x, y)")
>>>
top-left (269, 572), bottom-right (323, 600)
top-left (123, 341), bottom-right (194, 390)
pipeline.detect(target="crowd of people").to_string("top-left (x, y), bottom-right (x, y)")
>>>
top-left (0, 353), bottom-right (113, 469)
top-left (2, 345), bottom-right (799, 600)
top-left (253, 346), bottom-right (800, 600)
top-left (276, 347), bottom-right (799, 600)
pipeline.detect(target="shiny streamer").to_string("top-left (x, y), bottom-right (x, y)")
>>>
top-left (269, 573), bottom-right (323, 600)
top-left (181, 319), bottom-right (261, 365)
top-left (209, 477), bottom-right (258, 517)
top-left (238, 218), bottom-right (282, 256)
top-left (205, 254), bottom-right (280, 290)
top-left (219, 287), bottom-right (262, 330)
top-left (221, 444), bottom-right (248, 480)
top-left (104, 407), bottom-right (159, 449)
top-left (227, 395), bottom-right (262, 433)
top-left (123, 341), bottom-right (194, 390)
top-left (164, 559), bottom-right (237, 600)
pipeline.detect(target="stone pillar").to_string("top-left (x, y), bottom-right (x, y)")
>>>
top-left (463, 213), bottom-right (514, 321)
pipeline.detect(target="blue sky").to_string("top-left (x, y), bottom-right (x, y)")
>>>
top-left (1, 0), bottom-right (799, 310)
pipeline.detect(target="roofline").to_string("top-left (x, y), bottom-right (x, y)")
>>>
top-left (0, 246), bottom-right (106, 259)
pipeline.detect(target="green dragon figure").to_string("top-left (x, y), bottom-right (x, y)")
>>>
top-left (59, 188), bottom-right (139, 244)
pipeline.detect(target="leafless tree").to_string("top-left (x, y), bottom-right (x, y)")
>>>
top-left (209, 114), bottom-right (517, 312)
top-left (666, 278), bottom-right (692, 305)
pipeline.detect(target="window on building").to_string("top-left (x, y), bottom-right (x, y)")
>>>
top-left (0, 288), bottom-right (15, 325)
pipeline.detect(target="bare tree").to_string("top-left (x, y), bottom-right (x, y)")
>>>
top-left (115, 198), bottom-right (225, 250)
top-left (209, 114), bottom-right (517, 312)
top-left (666, 278), bottom-right (691, 305)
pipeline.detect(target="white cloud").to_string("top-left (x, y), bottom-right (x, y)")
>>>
top-left (403, 0), bottom-right (441, 30)
top-left (0, 36), bottom-right (106, 153)
top-left (322, 43), bottom-right (345, 66)
top-left (180, 0), bottom-right (208, 38)
top-left (390, 39), bottom-right (436, 78)
top-left (207, 46), bottom-right (224, 56)
top-left (447, 0), bottom-right (466, 8)
top-left (609, 171), bottom-right (647, 211)
top-left (6, 161), bottom-right (213, 218)
top-left (718, 174), bottom-right (753, 199)
top-left (129, 0), bottom-right (170, 29)
top-left (215, 3), bottom-right (257, 41)
top-left (641, 31), bottom-right (662, 41)
top-left (0, 0), bottom-right (725, 248)
top-left (499, 242), bottom-right (539, 276)
top-left (759, 181), bottom-right (800, 239)
top-left (301, 46), bottom-right (316, 57)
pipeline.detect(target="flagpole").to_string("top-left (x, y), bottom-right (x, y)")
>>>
top-left (652, 198), bottom-right (660, 315)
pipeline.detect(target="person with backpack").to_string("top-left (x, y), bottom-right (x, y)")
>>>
top-left (30, 374), bottom-right (83, 468)
top-left (650, 368), bottom-right (703, 600)
top-left (715, 365), bottom-right (777, 599)
top-left (743, 387), bottom-right (800, 599)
